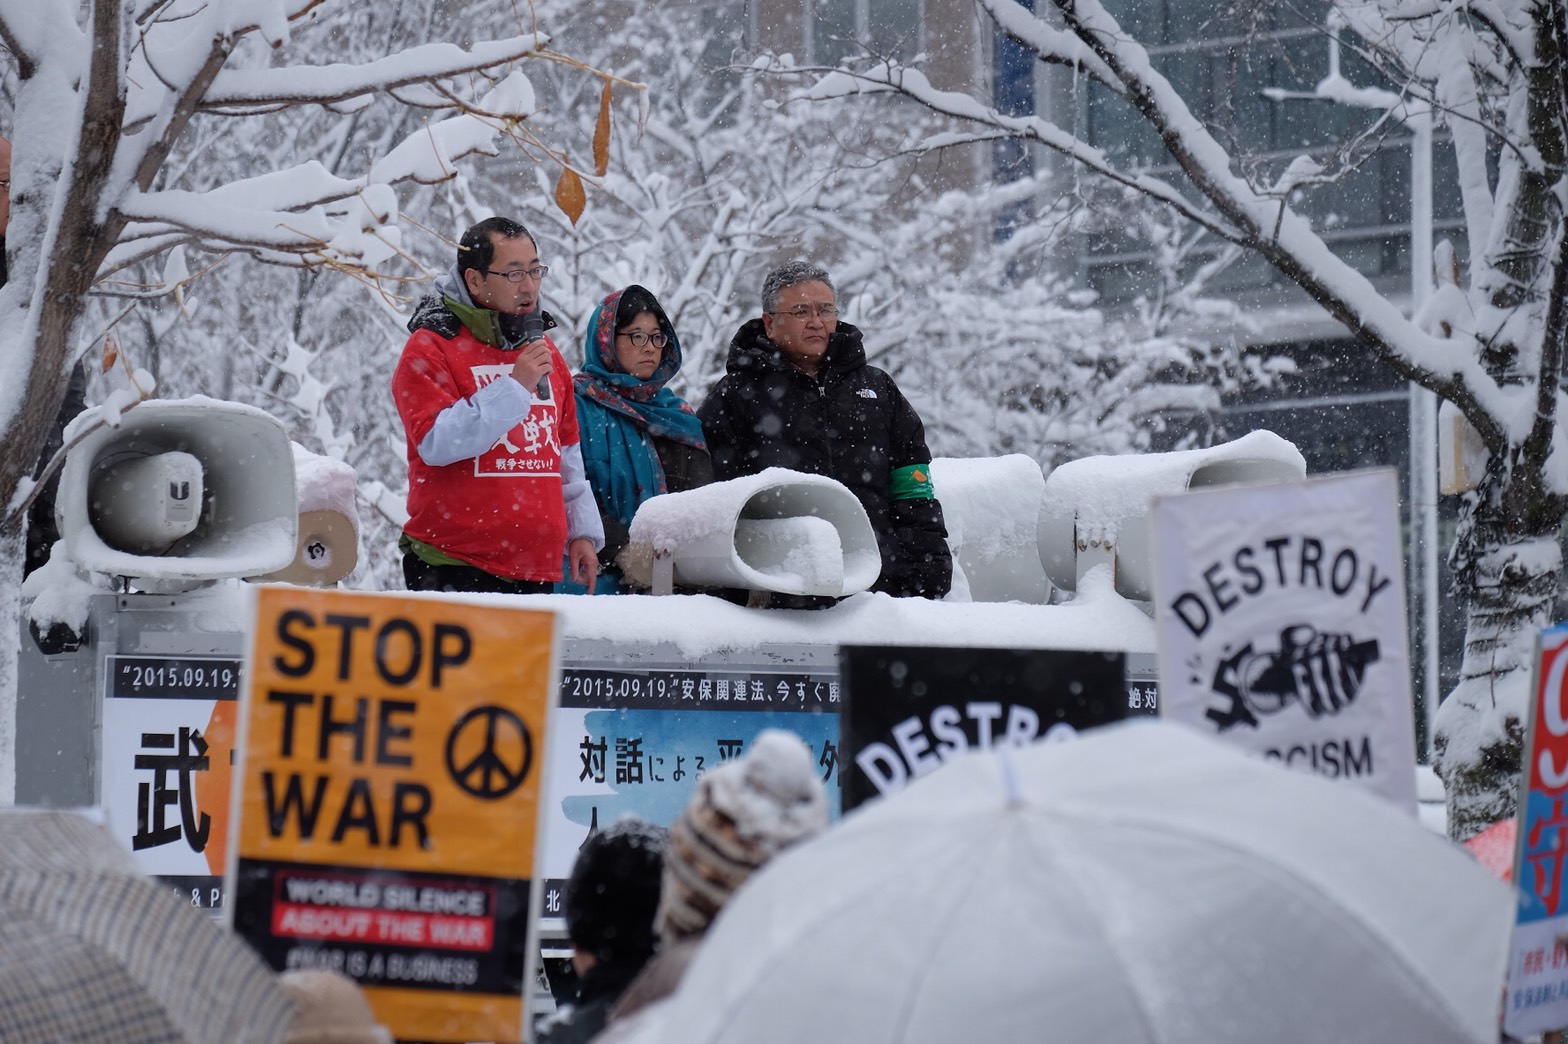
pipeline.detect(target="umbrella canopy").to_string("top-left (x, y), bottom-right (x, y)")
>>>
top-left (0, 809), bottom-right (292, 1043)
top-left (650, 720), bottom-right (1511, 1044)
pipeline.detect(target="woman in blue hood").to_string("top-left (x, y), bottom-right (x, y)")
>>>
top-left (558, 285), bottom-right (711, 594)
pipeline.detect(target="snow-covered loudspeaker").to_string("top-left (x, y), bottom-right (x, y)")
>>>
top-left (1039, 431), bottom-right (1308, 600)
top-left (256, 445), bottom-right (360, 587)
top-left (55, 398), bottom-right (298, 583)
top-left (626, 468), bottom-right (882, 596)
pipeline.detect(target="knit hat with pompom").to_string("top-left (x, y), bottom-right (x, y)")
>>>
top-left (657, 729), bottom-right (829, 941)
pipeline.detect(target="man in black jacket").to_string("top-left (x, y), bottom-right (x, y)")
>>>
top-left (699, 260), bottom-right (952, 599)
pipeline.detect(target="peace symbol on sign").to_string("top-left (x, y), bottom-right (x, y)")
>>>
top-left (444, 705), bottom-right (533, 800)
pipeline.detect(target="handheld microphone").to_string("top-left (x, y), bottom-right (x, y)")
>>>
top-left (521, 305), bottom-right (550, 401)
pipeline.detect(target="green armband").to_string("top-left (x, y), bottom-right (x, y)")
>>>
top-left (890, 463), bottom-right (935, 500)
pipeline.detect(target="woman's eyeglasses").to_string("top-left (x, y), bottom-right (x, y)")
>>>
top-left (616, 330), bottom-right (668, 349)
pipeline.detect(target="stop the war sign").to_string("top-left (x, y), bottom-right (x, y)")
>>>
top-left (229, 587), bottom-right (559, 1044)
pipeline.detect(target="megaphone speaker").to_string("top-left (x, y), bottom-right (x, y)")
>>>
top-left (55, 398), bottom-right (298, 583)
top-left (627, 468), bottom-right (882, 596)
top-left (259, 508), bottom-right (359, 587)
top-left (1039, 431), bottom-right (1307, 600)
top-left (254, 445), bottom-right (361, 587)
top-left (88, 449), bottom-right (204, 553)
top-left (929, 455), bottom-right (1051, 604)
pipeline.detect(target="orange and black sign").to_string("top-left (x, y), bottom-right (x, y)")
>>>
top-left (229, 588), bottom-right (558, 1043)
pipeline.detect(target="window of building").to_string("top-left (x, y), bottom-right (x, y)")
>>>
top-left (809, 0), bottom-right (923, 66)
top-left (1079, 0), bottom-right (1466, 304)
top-left (993, 0), bottom-right (1037, 242)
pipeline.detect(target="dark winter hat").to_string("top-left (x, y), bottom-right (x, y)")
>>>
top-left (657, 730), bottom-right (829, 942)
top-left (565, 816), bottom-right (668, 968)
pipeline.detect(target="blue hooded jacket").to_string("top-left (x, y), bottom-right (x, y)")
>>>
top-left (557, 287), bottom-right (708, 594)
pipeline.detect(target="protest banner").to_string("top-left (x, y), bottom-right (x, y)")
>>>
top-left (536, 648), bottom-right (840, 918)
top-left (837, 645), bottom-right (1132, 810)
top-left (101, 654), bottom-right (240, 912)
top-left (1150, 469), bottom-right (1416, 810)
top-left (229, 587), bottom-right (558, 1044)
top-left (1505, 623), bottom-right (1568, 1036)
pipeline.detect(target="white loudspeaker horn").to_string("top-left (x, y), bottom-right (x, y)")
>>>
top-left (627, 468), bottom-right (882, 596)
top-left (929, 455), bottom-right (1051, 604)
top-left (55, 398), bottom-right (298, 582)
top-left (257, 445), bottom-right (361, 587)
top-left (87, 449), bottom-right (205, 552)
top-left (1039, 431), bottom-right (1307, 600)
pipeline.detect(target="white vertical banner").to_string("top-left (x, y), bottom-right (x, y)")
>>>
top-left (1151, 469), bottom-right (1417, 811)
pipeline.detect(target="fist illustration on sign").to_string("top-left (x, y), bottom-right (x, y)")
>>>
top-left (1240, 625), bottom-right (1380, 719)
top-left (1208, 625), bottom-right (1381, 730)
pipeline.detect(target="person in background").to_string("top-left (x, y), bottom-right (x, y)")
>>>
top-left (393, 216), bottom-right (602, 593)
top-left (557, 285), bottom-right (711, 594)
top-left (277, 969), bottom-right (391, 1044)
top-left (698, 260), bottom-right (951, 603)
top-left (597, 730), bottom-right (829, 1039)
top-left (537, 817), bottom-right (668, 1044)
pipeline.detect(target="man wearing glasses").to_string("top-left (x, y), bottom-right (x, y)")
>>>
top-left (393, 217), bottom-right (603, 593)
top-left (699, 260), bottom-right (952, 601)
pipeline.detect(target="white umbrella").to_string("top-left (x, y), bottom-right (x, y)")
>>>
top-left (649, 720), bottom-right (1511, 1044)
top-left (0, 809), bottom-right (291, 1043)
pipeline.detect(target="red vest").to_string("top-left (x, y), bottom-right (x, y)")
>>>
top-left (394, 325), bottom-right (579, 581)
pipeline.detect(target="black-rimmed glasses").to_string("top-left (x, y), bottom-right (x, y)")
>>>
top-left (485, 265), bottom-right (549, 283)
top-left (616, 330), bottom-right (668, 349)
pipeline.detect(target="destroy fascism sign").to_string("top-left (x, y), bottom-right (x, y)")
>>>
top-left (1151, 469), bottom-right (1416, 811)
top-left (229, 587), bottom-right (558, 1043)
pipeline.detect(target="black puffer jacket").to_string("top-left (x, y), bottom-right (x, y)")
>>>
top-left (698, 319), bottom-right (951, 599)
top-left (535, 959), bottom-right (643, 1044)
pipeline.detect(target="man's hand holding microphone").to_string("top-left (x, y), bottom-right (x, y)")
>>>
top-left (511, 306), bottom-right (551, 400)
top-left (507, 304), bottom-right (595, 588)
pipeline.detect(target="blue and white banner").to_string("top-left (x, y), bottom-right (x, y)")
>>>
top-left (535, 661), bottom-right (839, 914)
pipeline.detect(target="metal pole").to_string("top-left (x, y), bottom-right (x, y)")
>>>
top-left (1408, 114), bottom-right (1439, 759)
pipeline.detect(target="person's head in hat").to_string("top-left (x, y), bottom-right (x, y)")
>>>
top-left (658, 729), bottom-right (830, 942)
top-left (278, 969), bottom-right (391, 1044)
top-left (536, 816), bottom-right (668, 1044)
top-left (565, 814), bottom-right (669, 982)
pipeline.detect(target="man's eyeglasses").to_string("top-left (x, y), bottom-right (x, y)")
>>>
top-left (616, 330), bottom-right (668, 349)
top-left (770, 304), bottom-right (839, 321)
top-left (485, 265), bottom-right (550, 283)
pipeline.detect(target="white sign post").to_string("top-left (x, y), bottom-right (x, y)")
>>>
top-left (1151, 469), bottom-right (1417, 811)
